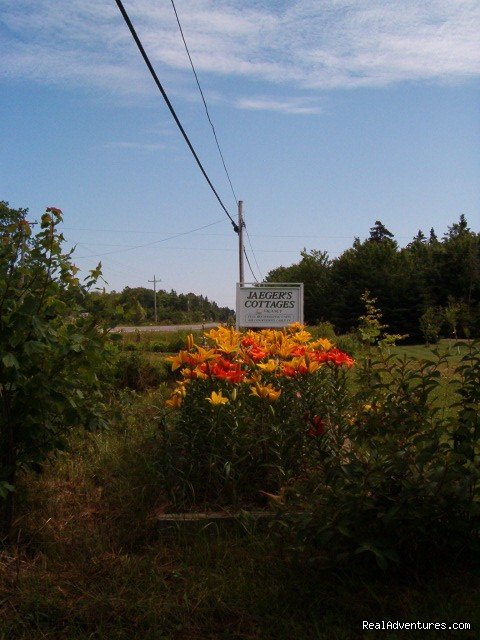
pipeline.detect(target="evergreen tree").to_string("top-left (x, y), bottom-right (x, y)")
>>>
top-left (265, 216), bottom-right (479, 339)
top-left (368, 220), bottom-right (395, 243)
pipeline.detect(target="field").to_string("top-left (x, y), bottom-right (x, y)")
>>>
top-left (1, 330), bottom-right (479, 639)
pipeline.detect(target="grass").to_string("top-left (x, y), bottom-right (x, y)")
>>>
top-left (2, 333), bottom-right (479, 639)
top-left (115, 329), bottom-right (206, 353)
top-left (2, 382), bottom-right (480, 640)
top-left (394, 338), bottom-right (470, 361)
top-left (5, 512), bottom-right (478, 640)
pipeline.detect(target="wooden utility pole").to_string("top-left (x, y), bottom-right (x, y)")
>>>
top-left (238, 200), bottom-right (244, 285)
top-left (148, 275), bottom-right (161, 324)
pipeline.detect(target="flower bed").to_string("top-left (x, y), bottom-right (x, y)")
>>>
top-left (160, 324), bottom-right (354, 509)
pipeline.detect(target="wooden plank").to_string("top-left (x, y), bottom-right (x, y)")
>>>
top-left (156, 511), bottom-right (273, 522)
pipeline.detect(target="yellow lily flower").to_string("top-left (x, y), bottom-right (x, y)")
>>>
top-left (311, 338), bottom-right (333, 351)
top-left (206, 390), bottom-right (229, 405)
top-left (257, 359), bottom-right (279, 373)
top-left (165, 395), bottom-right (182, 409)
top-left (292, 330), bottom-right (312, 344)
top-left (192, 346), bottom-right (217, 363)
top-left (270, 334), bottom-right (296, 358)
top-left (205, 326), bottom-right (241, 354)
top-left (307, 360), bottom-right (321, 374)
top-left (287, 322), bottom-right (305, 332)
top-left (169, 346), bottom-right (217, 372)
top-left (246, 371), bottom-right (262, 385)
top-left (259, 329), bottom-right (277, 347)
top-left (181, 366), bottom-right (209, 380)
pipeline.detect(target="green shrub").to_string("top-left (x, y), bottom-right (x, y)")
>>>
top-left (420, 306), bottom-right (443, 344)
top-left (121, 330), bottom-right (204, 353)
top-left (148, 340), bottom-right (170, 352)
top-left (162, 330), bottom-right (201, 353)
top-left (335, 332), bottom-right (363, 356)
top-left (112, 352), bottom-right (169, 392)
top-left (274, 341), bottom-right (480, 568)
top-left (309, 321), bottom-right (336, 340)
top-left (0, 203), bottom-right (111, 540)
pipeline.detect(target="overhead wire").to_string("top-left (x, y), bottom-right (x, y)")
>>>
top-left (62, 226), bottom-right (403, 240)
top-left (243, 248), bottom-right (259, 283)
top-left (115, 0), bottom-right (264, 282)
top-left (169, 0), bottom-right (264, 282)
top-left (114, 0), bottom-right (239, 233)
top-left (240, 207), bottom-right (263, 282)
top-left (169, 0), bottom-right (238, 205)
top-left (73, 218), bottom-right (225, 259)
top-left (245, 226), bottom-right (263, 280)
top-left (74, 243), bottom-right (149, 277)
top-left (61, 227), bottom-right (410, 240)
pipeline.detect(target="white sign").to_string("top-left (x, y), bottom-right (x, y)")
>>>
top-left (236, 283), bottom-right (304, 329)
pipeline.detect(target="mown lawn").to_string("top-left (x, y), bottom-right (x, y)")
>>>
top-left (394, 338), bottom-right (469, 361)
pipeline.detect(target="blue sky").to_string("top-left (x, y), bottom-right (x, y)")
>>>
top-left (1, 0), bottom-right (479, 309)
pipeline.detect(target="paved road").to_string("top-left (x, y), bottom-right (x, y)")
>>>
top-left (111, 323), bottom-right (222, 333)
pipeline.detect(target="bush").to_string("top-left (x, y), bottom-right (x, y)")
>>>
top-left (112, 352), bottom-right (169, 392)
top-left (308, 321), bottom-right (336, 340)
top-left (148, 340), bottom-right (170, 353)
top-left (274, 341), bottom-right (480, 567)
top-left (0, 203), bottom-right (111, 540)
top-left (160, 330), bottom-right (202, 353)
top-left (335, 332), bottom-right (363, 356)
top-left (119, 330), bottom-right (205, 354)
top-left (124, 342), bottom-right (139, 351)
top-left (420, 307), bottom-right (443, 344)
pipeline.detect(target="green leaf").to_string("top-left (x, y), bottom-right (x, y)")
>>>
top-left (0, 481), bottom-right (15, 499)
top-left (2, 352), bottom-right (19, 369)
top-left (23, 341), bottom-right (46, 356)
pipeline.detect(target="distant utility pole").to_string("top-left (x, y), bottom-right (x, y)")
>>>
top-left (238, 200), bottom-right (245, 285)
top-left (148, 275), bottom-right (161, 324)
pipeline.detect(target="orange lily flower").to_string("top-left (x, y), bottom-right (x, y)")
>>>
top-left (250, 382), bottom-right (281, 401)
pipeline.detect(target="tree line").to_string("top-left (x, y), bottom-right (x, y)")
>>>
top-left (265, 217), bottom-right (480, 342)
top-left (87, 286), bottom-right (234, 326)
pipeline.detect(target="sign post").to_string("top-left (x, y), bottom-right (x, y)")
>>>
top-left (236, 283), bottom-right (304, 330)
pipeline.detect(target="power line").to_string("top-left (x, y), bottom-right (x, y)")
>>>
top-left (75, 244), bottom-right (149, 277)
top-left (63, 226), bottom-right (412, 240)
top-left (245, 226), bottom-right (263, 280)
top-left (60, 221), bottom-right (228, 234)
top-left (169, 0), bottom-right (238, 205)
top-left (168, 0), bottom-right (267, 287)
top-left (239, 206), bottom-right (263, 283)
top-left (63, 227), bottom-right (412, 240)
top-left (243, 247), bottom-right (259, 283)
top-left (73, 218), bottom-right (225, 259)
top-left (114, 0), bottom-right (239, 233)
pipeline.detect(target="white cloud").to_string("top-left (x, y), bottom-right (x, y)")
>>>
top-left (235, 96), bottom-right (322, 115)
top-left (1, 0), bottom-right (479, 110)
